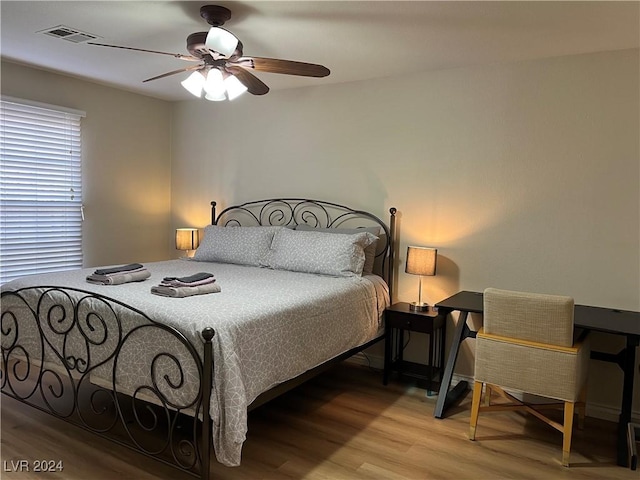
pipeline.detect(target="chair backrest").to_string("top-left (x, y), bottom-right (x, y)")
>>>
top-left (483, 288), bottom-right (575, 347)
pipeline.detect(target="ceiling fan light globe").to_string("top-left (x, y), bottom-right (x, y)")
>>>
top-left (203, 69), bottom-right (226, 99)
top-left (181, 71), bottom-right (206, 97)
top-left (204, 92), bottom-right (227, 102)
top-left (224, 74), bottom-right (248, 101)
top-left (205, 27), bottom-right (238, 58)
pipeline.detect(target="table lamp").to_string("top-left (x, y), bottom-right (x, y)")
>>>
top-left (175, 228), bottom-right (200, 258)
top-left (405, 246), bottom-right (437, 311)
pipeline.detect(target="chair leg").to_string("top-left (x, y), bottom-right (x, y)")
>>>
top-left (469, 381), bottom-right (483, 440)
top-left (562, 401), bottom-right (575, 467)
top-left (484, 384), bottom-right (492, 406)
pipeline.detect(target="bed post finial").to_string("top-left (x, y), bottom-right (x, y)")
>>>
top-left (211, 201), bottom-right (217, 225)
top-left (202, 327), bottom-right (215, 342)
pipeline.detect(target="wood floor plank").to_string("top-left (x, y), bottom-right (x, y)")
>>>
top-left (2, 363), bottom-right (637, 479)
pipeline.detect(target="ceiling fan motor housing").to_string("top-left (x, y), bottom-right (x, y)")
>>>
top-left (187, 32), bottom-right (209, 57)
top-left (200, 5), bottom-right (232, 27)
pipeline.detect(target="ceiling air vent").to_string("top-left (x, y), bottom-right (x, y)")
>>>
top-left (39, 25), bottom-right (99, 44)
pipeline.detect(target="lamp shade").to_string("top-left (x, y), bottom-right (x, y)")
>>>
top-left (405, 246), bottom-right (437, 276)
top-left (224, 74), bottom-right (248, 100)
top-left (203, 68), bottom-right (226, 101)
top-left (205, 27), bottom-right (239, 58)
top-left (176, 228), bottom-right (200, 251)
top-left (181, 71), bottom-right (206, 97)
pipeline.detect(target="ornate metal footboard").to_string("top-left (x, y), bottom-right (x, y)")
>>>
top-left (1, 286), bottom-right (215, 480)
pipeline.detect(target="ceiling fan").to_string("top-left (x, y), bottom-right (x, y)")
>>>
top-left (88, 5), bottom-right (330, 101)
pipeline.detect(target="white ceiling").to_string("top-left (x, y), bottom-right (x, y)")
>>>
top-left (1, 1), bottom-right (638, 102)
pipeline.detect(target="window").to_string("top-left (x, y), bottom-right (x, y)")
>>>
top-left (0, 97), bottom-right (85, 284)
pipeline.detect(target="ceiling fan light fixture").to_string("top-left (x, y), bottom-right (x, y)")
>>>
top-left (90, 5), bottom-right (331, 100)
top-left (204, 69), bottom-right (226, 101)
top-left (205, 27), bottom-right (238, 57)
top-left (181, 70), bottom-right (206, 97)
top-left (205, 92), bottom-right (227, 102)
top-left (224, 74), bottom-right (248, 100)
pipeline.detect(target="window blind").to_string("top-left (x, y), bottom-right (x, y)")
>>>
top-left (0, 98), bottom-right (84, 284)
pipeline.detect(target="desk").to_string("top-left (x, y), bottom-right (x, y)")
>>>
top-left (434, 290), bottom-right (640, 467)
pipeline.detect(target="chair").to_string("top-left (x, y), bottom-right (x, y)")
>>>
top-left (469, 288), bottom-right (590, 467)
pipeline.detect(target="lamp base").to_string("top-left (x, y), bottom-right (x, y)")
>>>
top-left (409, 302), bottom-right (429, 312)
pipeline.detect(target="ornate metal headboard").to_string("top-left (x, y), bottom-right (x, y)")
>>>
top-left (211, 198), bottom-right (397, 300)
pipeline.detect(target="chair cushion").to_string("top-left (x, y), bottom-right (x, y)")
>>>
top-left (474, 332), bottom-right (590, 402)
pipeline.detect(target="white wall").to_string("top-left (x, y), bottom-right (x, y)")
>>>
top-left (1, 61), bottom-right (174, 267)
top-left (172, 49), bottom-right (640, 418)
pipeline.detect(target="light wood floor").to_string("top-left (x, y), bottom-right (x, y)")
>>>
top-left (1, 362), bottom-right (637, 480)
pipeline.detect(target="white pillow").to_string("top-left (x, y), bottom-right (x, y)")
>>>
top-left (294, 225), bottom-right (381, 274)
top-left (193, 226), bottom-right (282, 266)
top-left (263, 228), bottom-right (377, 277)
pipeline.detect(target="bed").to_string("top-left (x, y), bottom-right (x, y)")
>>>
top-left (1, 198), bottom-right (397, 480)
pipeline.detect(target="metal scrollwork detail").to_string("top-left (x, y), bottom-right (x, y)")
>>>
top-left (213, 198), bottom-right (394, 285)
top-left (1, 287), bottom-right (209, 478)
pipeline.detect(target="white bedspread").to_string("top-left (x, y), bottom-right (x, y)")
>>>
top-left (1, 259), bottom-right (388, 466)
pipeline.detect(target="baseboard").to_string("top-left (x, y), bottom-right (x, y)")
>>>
top-left (585, 401), bottom-right (640, 424)
top-left (345, 355), bottom-right (640, 423)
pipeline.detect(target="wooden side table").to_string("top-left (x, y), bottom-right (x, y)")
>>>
top-left (383, 302), bottom-right (446, 392)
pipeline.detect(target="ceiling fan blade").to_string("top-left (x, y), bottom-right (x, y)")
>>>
top-left (240, 57), bottom-right (330, 78)
top-left (88, 42), bottom-right (201, 61)
top-left (225, 66), bottom-right (269, 95)
top-left (143, 65), bottom-right (203, 83)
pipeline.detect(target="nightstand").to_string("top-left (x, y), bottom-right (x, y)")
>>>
top-left (383, 302), bottom-right (446, 393)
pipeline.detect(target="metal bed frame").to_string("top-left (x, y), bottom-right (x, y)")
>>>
top-left (1, 198), bottom-right (397, 480)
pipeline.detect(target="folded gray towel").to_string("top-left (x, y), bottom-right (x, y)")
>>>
top-left (151, 282), bottom-right (221, 298)
top-left (94, 263), bottom-right (144, 275)
top-left (161, 277), bottom-right (216, 287)
top-left (86, 269), bottom-right (151, 285)
top-left (162, 272), bottom-right (214, 284)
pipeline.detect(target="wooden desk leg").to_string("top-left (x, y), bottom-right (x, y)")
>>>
top-left (617, 335), bottom-right (639, 467)
top-left (434, 311), bottom-right (470, 418)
